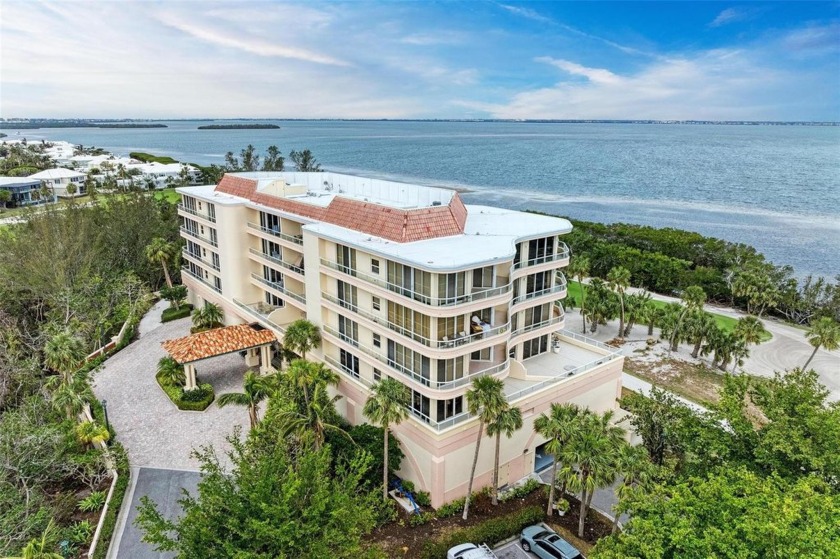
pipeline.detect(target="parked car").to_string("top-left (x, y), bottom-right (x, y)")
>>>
top-left (447, 542), bottom-right (498, 559)
top-left (520, 525), bottom-right (583, 559)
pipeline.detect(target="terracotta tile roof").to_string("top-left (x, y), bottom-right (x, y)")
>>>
top-left (162, 324), bottom-right (276, 364)
top-left (215, 174), bottom-right (467, 243)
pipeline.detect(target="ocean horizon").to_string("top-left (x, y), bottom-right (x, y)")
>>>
top-left (5, 119), bottom-right (838, 279)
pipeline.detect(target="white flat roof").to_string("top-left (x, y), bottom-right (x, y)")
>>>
top-left (0, 176), bottom-right (40, 186)
top-left (28, 168), bottom-right (85, 179)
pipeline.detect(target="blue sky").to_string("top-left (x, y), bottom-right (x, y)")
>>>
top-left (1, 1), bottom-right (838, 120)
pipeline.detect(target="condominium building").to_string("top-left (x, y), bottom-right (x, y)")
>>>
top-left (177, 172), bottom-right (623, 508)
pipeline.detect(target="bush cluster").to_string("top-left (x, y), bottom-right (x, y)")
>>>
top-left (161, 305), bottom-right (192, 323)
top-left (419, 506), bottom-right (544, 559)
top-left (498, 478), bottom-right (543, 503)
top-left (156, 371), bottom-right (215, 411)
top-left (408, 511), bottom-right (435, 527)
top-left (413, 490), bottom-right (431, 508)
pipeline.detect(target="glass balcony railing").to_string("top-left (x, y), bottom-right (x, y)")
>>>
top-left (179, 226), bottom-right (218, 247)
top-left (182, 248), bottom-right (219, 271)
top-left (512, 242), bottom-right (570, 270)
top-left (178, 204), bottom-right (216, 223)
top-left (246, 222), bottom-right (303, 245)
top-left (181, 267), bottom-right (220, 293)
top-left (249, 273), bottom-right (306, 305)
top-left (248, 248), bottom-right (304, 275)
top-left (321, 258), bottom-right (512, 307)
top-left (512, 274), bottom-right (567, 305)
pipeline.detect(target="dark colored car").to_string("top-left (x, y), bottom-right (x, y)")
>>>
top-left (520, 525), bottom-right (583, 559)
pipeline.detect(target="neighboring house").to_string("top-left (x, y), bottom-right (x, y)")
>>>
top-left (29, 168), bottom-right (86, 198)
top-left (0, 176), bottom-right (48, 206)
top-left (177, 172), bottom-right (624, 508)
top-left (120, 162), bottom-right (201, 189)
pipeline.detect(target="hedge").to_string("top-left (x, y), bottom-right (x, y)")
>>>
top-left (420, 506), bottom-right (544, 559)
top-left (161, 304), bottom-right (193, 323)
top-left (92, 444), bottom-right (130, 559)
top-left (156, 371), bottom-right (215, 411)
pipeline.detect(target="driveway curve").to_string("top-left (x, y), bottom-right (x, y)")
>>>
top-left (91, 300), bottom-right (251, 470)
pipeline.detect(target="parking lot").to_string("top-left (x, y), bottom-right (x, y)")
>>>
top-left (494, 540), bottom-right (531, 558)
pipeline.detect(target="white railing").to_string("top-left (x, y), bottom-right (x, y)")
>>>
top-left (233, 298), bottom-right (286, 333)
top-left (559, 329), bottom-right (618, 353)
top-left (178, 204), bottom-right (216, 223)
top-left (506, 352), bottom-right (621, 402)
top-left (512, 277), bottom-right (567, 306)
top-left (248, 248), bottom-right (304, 275)
top-left (511, 314), bottom-right (565, 338)
top-left (322, 293), bottom-right (509, 349)
top-left (321, 258), bottom-right (512, 307)
top-left (513, 242), bottom-right (570, 270)
top-left (250, 273), bottom-right (306, 304)
top-left (179, 226), bottom-right (218, 247)
top-left (182, 248), bottom-right (219, 271)
top-left (246, 222), bottom-right (303, 245)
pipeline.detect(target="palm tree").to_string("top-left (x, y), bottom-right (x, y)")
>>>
top-left (75, 420), bottom-right (110, 449)
top-left (283, 319), bottom-right (321, 359)
top-left (623, 291), bottom-right (651, 337)
top-left (533, 403), bottom-right (584, 516)
top-left (685, 310), bottom-right (716, 358)
top-left (157, 356), bottom-right (185, 386)
top-left (47, 371), bottom-right (88, 420)
top-left (803, 317), bottom-right (840, 370)
top-left (217, 371), bottom-right (277, 429)
top-left (277, 383), bottom-right (349, 449)
top-left (606, 266), bottom-right (631, 339)
top-left (486, 405), bottom-right (523, 506)
top-left (668, 286), bottom-right (706, 352)
top-left (192, 302), bottom-right (223, 331)
top-left (610, 444), bottom-right (654, 534)
top-left (285, 359), bottom-right (338, 407)
top-left (289, 149), bottom-right (322, 172)
top-left (363, 378), bottom-right (409, 500)
top-left (145, 237), bottom-right (177, 289)
top-left (44, 330), bottom-right (85, 383)
top-left (564, 410), bottom-right (625, 538)
top-left (567, 256), bottom-right (590, 333)
top-left (462, 376), bottom-right (506, 520)
top-left (8, 519), bottom-right (63, 559)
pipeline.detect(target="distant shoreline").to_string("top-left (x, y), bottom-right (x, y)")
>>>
top-left (1, 118), bottom-right (837, 127)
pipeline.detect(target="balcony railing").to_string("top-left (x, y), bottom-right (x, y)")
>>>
top-left (246, 222), bottom-right (303, 245)
top-left (180, 226), bottom-right (218, 247)
top-left (322, 324), bottom-right (508, 390)
top-left (181, 267), bottom-right (220, 293)
top-left (512, 275), bottom-right (567, 306)
top-left (233, 298), bottom-right (285, 333)
top-left (321, 258), bottom-right (512, 307)
top-left (322, 293), bottom-right (509, 350)
top-left (511, 314), bottom-right (565, 337)
top-left (178, 204), bottom-right (216, 223)
top-left (182, 248), bottom-right (219, 271)
top-left (248, 248), bottom-right (304, 275)
top-left (250, 273), bottom-right (306, 305)
top-left (512, 242), bottom-right (570, 270)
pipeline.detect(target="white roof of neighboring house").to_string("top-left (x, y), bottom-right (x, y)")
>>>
top-left (29, 168), bottom-right (85, 179)
top-left (0, 176), bottom-right (41, 186)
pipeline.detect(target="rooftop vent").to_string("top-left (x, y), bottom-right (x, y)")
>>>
top-left (432, 201), bottom-right (442, 206)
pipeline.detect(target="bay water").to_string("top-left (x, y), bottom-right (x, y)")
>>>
top-left (7, 120), bottom-right (838, 278)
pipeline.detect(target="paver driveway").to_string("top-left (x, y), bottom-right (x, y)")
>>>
top-left (91, 301), bottom-right (251, 471)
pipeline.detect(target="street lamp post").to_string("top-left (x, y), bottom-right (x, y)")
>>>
top-left (102, 399), bottom-right (110, 433)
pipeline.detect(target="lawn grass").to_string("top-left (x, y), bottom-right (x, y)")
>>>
top-left (567, 281), bottom-right (772, 342)
top-left (129, 151), bottom-right (179, 164)
top-left (154, 189), bottom-right (181, 204)
top-left (0, 195), bottom-right (91, 218)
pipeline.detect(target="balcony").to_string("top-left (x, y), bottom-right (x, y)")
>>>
top-left (512, 242), bottom-right (570, 271)
top-left (512, 274), bottom-right (567, 306)
top-left (182, 248), bottom-right (219, 271)
top-left (249, 273), bottom-right (306, 305)
top-left (178, 204), bottom-right (216, 223)
top-left (322, 293), bottom-right (510, 350)
top-left (181, 267), bottom-right (220, 293)
top-left (322, 324), bottom-right (509, 391)
top-left (248, 248), bottom-right (304, 276)
top-left (511, 313), bottom-right (565, 338)
top-left (180, 226), bottom-right (218, 247)
top-left (321, 258), bottom-right (512, 308)
top-left (246, 222), bottom-right (303, 246)
top-left (233, 299), bottom-right (286, 333)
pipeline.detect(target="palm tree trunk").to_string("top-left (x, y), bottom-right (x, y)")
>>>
top-left (383, 426), bottom-right (390, 501)
top-left (618, 296), bottom-right (625, 338)
top-left (648, 319), bottom-right (655, 336)
top-left (462, 422), bottom-right (484, 520)
top-left (803, 345), bottom-right (819, 370)
top-left (580, 479), bottom-right (596, 538)
top-left (578, 472), bottom-right (589, 538)
top-left (691, 338), bottom-right (703, 359)
top-left (492, 432), bottom-right (501, 506)
top-left (161, 260), bottom-right (173, 289)
top-left (580, 293), bottom-right (587, 334)
top-left (249, 404), bottom-right (258, 430)
top-left (546, 458), bottom-right (558, 516)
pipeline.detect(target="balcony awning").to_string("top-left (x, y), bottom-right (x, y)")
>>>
top-left (162, 323), bottom-right (276, 364)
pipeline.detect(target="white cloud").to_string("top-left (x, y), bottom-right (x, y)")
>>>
top-left (709, 7), bottom-right (762, 28)
top-left (401, 32), bottom-right (466, 46)
top-left (499, 4), bottom-right (553, 24)
top-left (458, 49), bottom-right (804, 120)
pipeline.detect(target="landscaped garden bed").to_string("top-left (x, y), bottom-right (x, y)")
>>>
top-left (161, 304), bottom-right (193, 323)
top-left (156, 371), bottom-right (215, 411)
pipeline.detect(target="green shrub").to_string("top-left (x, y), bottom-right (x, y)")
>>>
top-left (161, 304), bottom-right (192, 323)
top-left (414, 490), bottom-right (432, 508)
top-left (156, 371), bottom-right (215, 411)
top-left (499, 477), bottom-right (543, 503)
top-left (420, 506), bottom-right (544, 559)
top-left (78, 490), bottom-right (108, 512)
top-left (435, 496), bottom-right (466, 519)
top-left (401, 480), bottom-right (416, 494)
top-left (68, 519), bottom-right (94, 545)
top-left (409, 511), bottom-right (435, 527)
